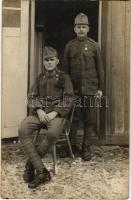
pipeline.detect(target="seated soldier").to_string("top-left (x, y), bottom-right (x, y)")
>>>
top-left (18, 46), bottom-right (74, 188)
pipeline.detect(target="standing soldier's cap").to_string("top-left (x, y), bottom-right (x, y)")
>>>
top-left (43, 46), bottom-right (58, 59)
top-left (74, 13), bottom-right (89, 25)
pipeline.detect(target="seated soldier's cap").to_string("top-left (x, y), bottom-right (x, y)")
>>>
top-left (43, 46), bottom-right (58, 59)
top-left (74, 13), bottom-right (89, 25)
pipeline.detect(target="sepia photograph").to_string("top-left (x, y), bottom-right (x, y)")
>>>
top-left (1, 0), bottom-right (130, 199)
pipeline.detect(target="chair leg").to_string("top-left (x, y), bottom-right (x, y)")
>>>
top-left (52, 144), bottom-right (58, 174)
top-left (65, 132), bottom-right (75, 159)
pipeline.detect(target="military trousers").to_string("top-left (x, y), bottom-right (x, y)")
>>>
top-left (18, 115), bottom-right (65, 171)
top-left (69, 95), bottom-right (97, 147)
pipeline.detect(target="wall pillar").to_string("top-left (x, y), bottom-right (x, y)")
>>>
top-left (101, 1), bottom-right (130, 144)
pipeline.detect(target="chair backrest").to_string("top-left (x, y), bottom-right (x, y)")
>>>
top-left (64, 105), bottom-right (75, 133)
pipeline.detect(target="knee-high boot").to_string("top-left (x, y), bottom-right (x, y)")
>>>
top-left (82, 126), bottom-right (92, 161)
top-left (21, 140), bottom-right (44, 171)
top-left (23, 138), bottom-right (50, 183)
top-left (19, 127), bottom-right (44, 172)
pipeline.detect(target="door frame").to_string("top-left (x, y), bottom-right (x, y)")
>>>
top-left (98, 0), bottom-right (102, 48)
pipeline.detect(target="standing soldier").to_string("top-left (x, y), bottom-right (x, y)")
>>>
top-left (19, 46), bottom-right (74, 188)
top-left (63, 13), bottom-right (104, 161)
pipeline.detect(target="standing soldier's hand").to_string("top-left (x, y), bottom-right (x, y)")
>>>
top-left (36, 109), bottom-right (50, 124)
top-left (95, 90), bottom-right (103, 98)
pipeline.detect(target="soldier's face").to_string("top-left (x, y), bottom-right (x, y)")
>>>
top-left (44, 57), bottom-right (59, 71)
top-left (74, 24), bottom-right (89, 38)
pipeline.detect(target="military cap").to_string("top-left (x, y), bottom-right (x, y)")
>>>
top-left (74, 13), bottom-right (89, 25)
top-left (43, 46), bottom-right (58, 59)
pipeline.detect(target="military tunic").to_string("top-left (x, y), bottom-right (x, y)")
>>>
top-left (28, 69), bottom-right (74, 117)
top-left (63, 37), bottom-right (104, 95)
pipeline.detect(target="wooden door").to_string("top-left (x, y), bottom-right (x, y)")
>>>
top-left (2, 0), bottom-right (29, 138)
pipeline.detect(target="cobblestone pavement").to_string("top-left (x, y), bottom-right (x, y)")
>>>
top-left (1, 143), bottom-right (129, 199)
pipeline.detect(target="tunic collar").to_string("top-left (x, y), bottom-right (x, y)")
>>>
top-left (44, 69), bottom-right (57, 78)
top-left (77, 36), bottom-right (88, 42)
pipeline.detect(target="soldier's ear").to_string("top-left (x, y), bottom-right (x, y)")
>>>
top-left (56, 58), bottom-right (59, 65)
top-left (87, 25), bottom-right (90, 33)
top-left (74, 26), bottom-right (77, 33)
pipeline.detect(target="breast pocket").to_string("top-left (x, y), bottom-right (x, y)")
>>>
top-left (70, 51), bottom-right (81, 68)
top-left (83, 50), bottom-right (95, 67)
top-left (83, 49), bottom-right (95, 58)
top-left (52, 85), bottom-right (63, 96)
top-left (38, 81), bottom-right (47, 96)
top-left (70, 51), bottom-right (78, 58)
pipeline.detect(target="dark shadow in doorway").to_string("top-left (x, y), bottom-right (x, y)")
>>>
top-left (35, 0), bottom-right (99, 66)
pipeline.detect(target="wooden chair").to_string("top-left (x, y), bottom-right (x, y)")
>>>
top-left (33, 105), bottom-right (75, 174)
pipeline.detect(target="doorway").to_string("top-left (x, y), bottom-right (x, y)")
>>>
top-left (34, 0), bottom-right (100, 132)
top-left (35, 0), bottom-right (99, 67)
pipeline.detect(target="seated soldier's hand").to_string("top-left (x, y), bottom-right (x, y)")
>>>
top-left (36, 109), bottom-right (50, 124)
top-left (47, 111), bottom-right (58, 121)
